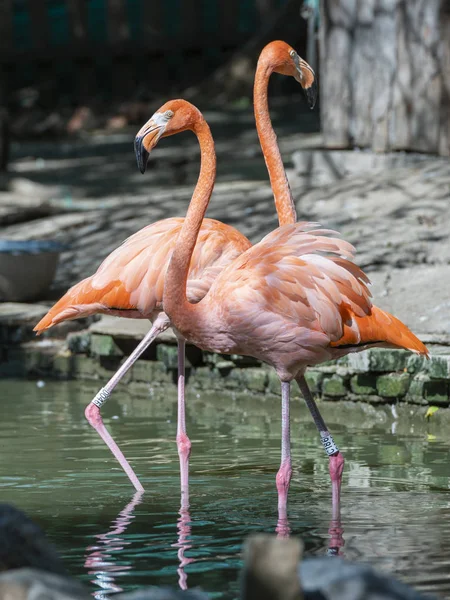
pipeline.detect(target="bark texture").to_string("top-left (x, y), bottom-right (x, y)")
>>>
top-left (320, 0), bottom-right (450, 155)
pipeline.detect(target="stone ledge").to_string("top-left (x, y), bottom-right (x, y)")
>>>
top-left (1, 331), bottom-right (449, 406)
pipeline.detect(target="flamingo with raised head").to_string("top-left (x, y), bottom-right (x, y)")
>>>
top-left (34, 41), bottom-right (317, 494)
top-left (134, 99), bottom-right (428, 518)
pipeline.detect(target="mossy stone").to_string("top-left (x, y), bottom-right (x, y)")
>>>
top-left (376, 373), bottom-right (410, 398)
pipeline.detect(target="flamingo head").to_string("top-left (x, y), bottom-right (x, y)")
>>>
top-left (260, 40), bottom-right (317, 109)
top-left (134, 99), bottom-right (202, 174)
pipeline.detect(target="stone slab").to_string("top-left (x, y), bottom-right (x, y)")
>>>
top-left (0, 302), bottom-right (50, 326)
top-left (368, 266), bottom-right (450, 336)
top-left (88, 315), bottom-right (177, 343)
top-left (292, 148), bottom-right (439, 186)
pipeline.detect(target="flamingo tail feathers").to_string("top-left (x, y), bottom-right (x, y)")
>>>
top-left (332, 306), bottom-right (429, 357)
top-left (34, 278), bottom-right (135, 334)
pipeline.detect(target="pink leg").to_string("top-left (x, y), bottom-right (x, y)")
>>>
top-left (328, 473), bottom-right (345, 556)
top-left (330, 452), bottom-right (345, 508)
top-left (296, 375), bottom-right (345, 509)
top-left (85, 315), bottom-right (170, 492)
top-left (176, 338), bottom-right (191, 505)
top-left (276, 381), bottom-right (292, 522)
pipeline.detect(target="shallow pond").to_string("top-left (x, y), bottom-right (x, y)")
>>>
top-left (1, 379), bottom-right (450, 598)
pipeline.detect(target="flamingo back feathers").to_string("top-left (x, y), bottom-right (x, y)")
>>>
top-left (35, 217), bottom-right (250, 333)
top-left (205, 222), bottom-right (427, 360)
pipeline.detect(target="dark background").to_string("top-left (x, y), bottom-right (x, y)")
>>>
top-left (0, 0), bottom-right (315, 144)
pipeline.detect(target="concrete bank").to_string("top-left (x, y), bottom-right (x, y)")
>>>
top-left (1, 304), bottom-right (449, 406)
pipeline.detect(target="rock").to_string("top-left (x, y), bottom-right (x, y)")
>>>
top-left (2, 212), bottom-right (100, 242)
top-left (426, 355), bottom-right (450, 379)
top-left (292, 148), bottom-right (433, 186)
top-left (304, 371), bottom-right (324, 394)
top-left (376, 373), bottom-right (411, 398)
top-left (89, 316), bottom-right (177, 344)
top-left (299, 557), bottom-right (429, 600)
top-left (368, 349), bottom-right (410, 373)
top-left (0, 569), bottom-right (89, 600)
top-left (0, 303), bottom-right (50, 328)
top-left (368, 267), bottom-right (450, 336)
top-left (66, 330), bottom-right (91, 354)
top-left (242, 368), bottom-right (268, 392)
top-left (322, 375), bottom-right (347, 397)
top-left (241, 534), bottom-right (303, 600)
top-left (90, 333), bottom-right (123, 357)
top-left (350, 374), bottom-right (377, 395)
top-left (0, 504), bottom-right (66, 575)
top-left (117, 588), bottom-right (209, 600)
top-left (156, 344), bottom-right (179, 369)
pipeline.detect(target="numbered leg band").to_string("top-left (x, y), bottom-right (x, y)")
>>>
top-left (91, 388), bottom-right (110, 409)
top-left (320, 431), bottom-right (339, 456)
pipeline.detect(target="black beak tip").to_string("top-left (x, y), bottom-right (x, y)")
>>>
top-left (304, 80), bottom-right (318, 110)
top-left (134, 136), bottom-right (149, 174)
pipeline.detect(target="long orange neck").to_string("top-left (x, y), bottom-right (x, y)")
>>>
top-left (163, 118), bottom-right (216, 328)
top-left (254, 57), bottom-right (296, 226)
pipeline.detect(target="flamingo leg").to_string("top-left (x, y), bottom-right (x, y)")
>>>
top-left (327, 483), bottom-right (345, 556)
top-left (296, 375), bottom-right (345, 506)
top-left (176, 338), bottom-right (191, 505)
top-left (276, 381), bottom-right (292, 521)
top-left (85, 314), bottom-right (170, 492)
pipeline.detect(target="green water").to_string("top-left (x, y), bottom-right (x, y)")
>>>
top-left (1, 379), bottom-right (450, 598)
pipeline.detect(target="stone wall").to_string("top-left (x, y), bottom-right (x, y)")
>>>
top-left (1, 320), bottom-right (449, 406)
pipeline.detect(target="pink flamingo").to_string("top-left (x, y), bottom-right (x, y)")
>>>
top-left (34, 41), bottom-right (317, 494)
top-left (135, 99), bottom-right (428, 518)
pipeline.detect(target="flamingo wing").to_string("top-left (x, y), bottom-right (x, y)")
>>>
top-left (35, 218), bottom-right (250, 332)
top-left (208, 222), bottom-right (427, 358)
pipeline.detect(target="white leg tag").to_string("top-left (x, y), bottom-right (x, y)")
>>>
top-left (320, 431), bottom-right (339, 456)
top-left (91, 387), bottom-right (110, 409)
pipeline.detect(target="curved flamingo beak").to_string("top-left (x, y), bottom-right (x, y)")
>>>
top-left (134, 113), bottom-right (168, 174)
top-left (293, 56), bottom-right (318, 110)
top-left (302, 79), bottom-right (318, 109)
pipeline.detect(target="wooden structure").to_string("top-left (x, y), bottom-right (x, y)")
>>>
top-left (319, 0), bottom-right (450, 156)
top-left (0, 0), bottom-right (290, 102)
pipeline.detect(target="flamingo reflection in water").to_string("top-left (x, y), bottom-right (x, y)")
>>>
top-left (83, 491), bottom-right (194, 595)
top-left (83, 487), bottom-right (343, 597)
top-left (276, 486), bottom-right (344, 557)
top-left (84, 491), bottom-right (144, 598)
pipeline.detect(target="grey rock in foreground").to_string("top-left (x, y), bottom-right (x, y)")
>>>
top-left (0, 503), bottom-right (66, 575)
top-left (0, 569), bottom-right (88, 600)
top-left (0, 569), bottom-right (209, 600)
top-left (242, 534), bottom-right (303, 600)
top-left (300, 557), bottom-right (434, 600)
top-left (117, 588), bottom-right (209, 600)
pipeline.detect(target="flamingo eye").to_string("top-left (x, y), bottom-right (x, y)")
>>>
top-left (164, 110), bottom-right (174, 119)
top-left (289, 49), bottom-right (296, 58)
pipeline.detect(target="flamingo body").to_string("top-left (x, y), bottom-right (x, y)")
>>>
top-left (176, 222), bottom-right (428, 381)
top-left (34, 218), bottom-right (251, 332)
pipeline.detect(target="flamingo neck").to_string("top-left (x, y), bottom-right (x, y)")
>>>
top-left (254, 59), bottom-right (296, 226)
top-left (163, 118), bottom-right (216, 328)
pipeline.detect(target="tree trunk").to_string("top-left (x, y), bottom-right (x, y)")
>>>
top-left (320, 0), bottom-right (450, 156)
